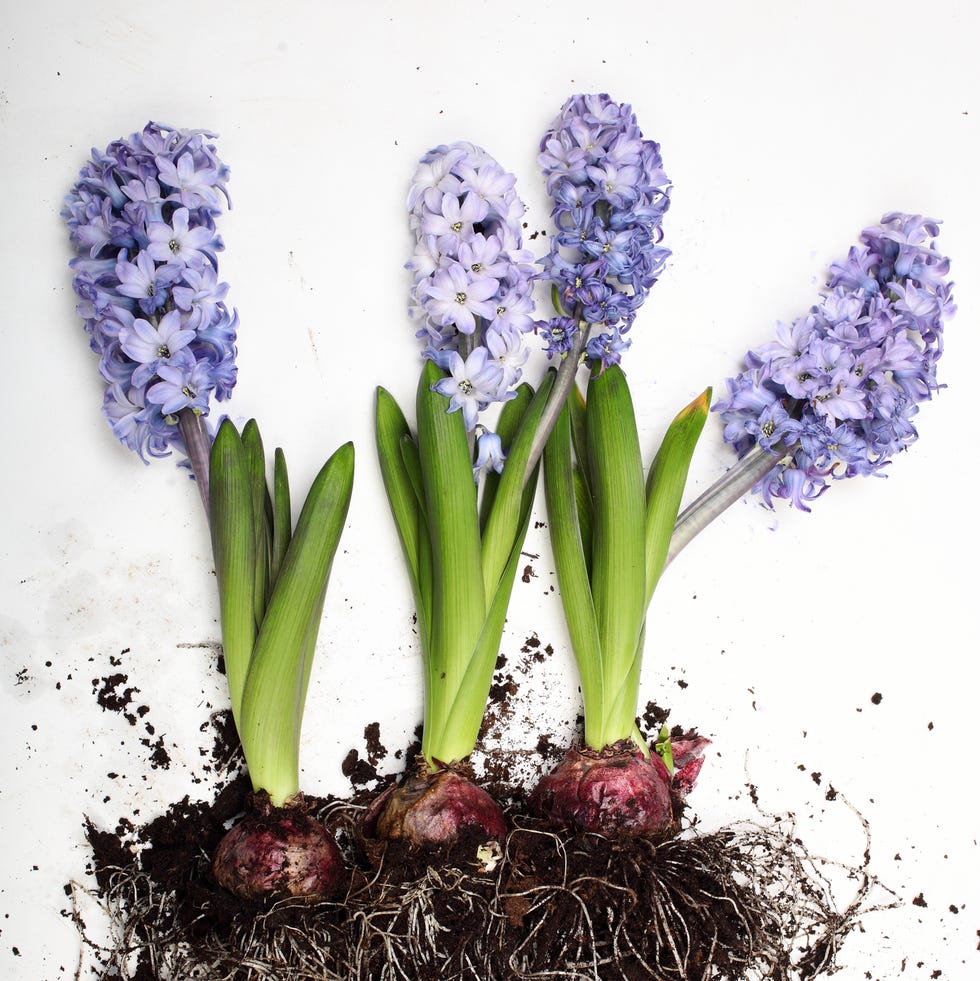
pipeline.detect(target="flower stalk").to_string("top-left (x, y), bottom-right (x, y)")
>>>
top-left (522, 317), bottom-right (589, 483)
top-left (178, 409), bottom-right (214, 513)
top-left (665, 443), bottom-right (784, 569)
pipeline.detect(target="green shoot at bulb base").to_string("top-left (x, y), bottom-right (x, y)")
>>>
top-left (376, 362), bottom-right (554, 770)
top-left (544, 365), bottom-right (709, 753)
top-left (210, 419), bottom-right (354, 806)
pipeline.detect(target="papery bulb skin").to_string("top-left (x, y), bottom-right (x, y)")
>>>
top-left (212, 793), bottom-right (346, 900)
top-left (530, 739), bottom-right (702, 838)
top-left (364, 768), bottom-right (506, 846)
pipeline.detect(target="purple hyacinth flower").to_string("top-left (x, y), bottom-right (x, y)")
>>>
top-left (63, 122), bottom-right (237, 466)
top-left (713, 213), bottom-right (954, 507)
top-left (538, 93), bottom-right (671, 369)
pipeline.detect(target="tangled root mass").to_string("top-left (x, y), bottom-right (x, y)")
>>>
top-left (71, 774), bottom-right (893, 981)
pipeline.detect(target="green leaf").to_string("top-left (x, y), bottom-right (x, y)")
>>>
top-left (239, 441), bottom-right (354, 806)
top-left (415, 362), bottom-right (486, 765)
top-left (566, 381), bottom-right (594, 562)
top-left (643, 388), bottom-right (710, 609)
top-left (399, 433), bottom-right (432, 653)
top-left (568, 381), bottom-right (591, 503)
top-left (586, 365), bottom-right (647, 747)
top-left (437, 456), bottom-right (539, 764)
top-left (375, 387), bottom-right (424, 592)
top-left (208, 420), bottom-right (257, 723)
top-left (399, 434), bottom-right (426, 517)
top-left (544, 400), bottom-right (604, 745)
top-left (571, 467), bottom-right (593, 573)
top-left (480, 370), bottom-right (555, 607)
top-left (478, 383), bottom-right (533, 532)
top-left (270, 448), bottom-right (291, 585)
top-left (242, 420), bottom-right (272, 622)
top-left (654, 722), bottom-right (673, 772)
top-left (601, 620), bottom-right (647, 754)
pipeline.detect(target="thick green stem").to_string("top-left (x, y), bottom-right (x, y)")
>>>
top-left (666, 443), bottom-right (789, 569)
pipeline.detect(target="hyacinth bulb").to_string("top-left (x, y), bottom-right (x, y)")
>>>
top-left (530, 737), bottom-right (709, 838)
top-left (364, 768), bottom-right (506, 847)
top-left (212, 794), bottom-right (346, 900)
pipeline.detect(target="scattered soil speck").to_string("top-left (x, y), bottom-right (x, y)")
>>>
top-left (93, 673), bottom-right (140, 723)
top-left (364, 722), bottom-right (387, 766)
top-left (641, 701), bottom-right (671, 732)
top-left (341, 748), bottom-right (378, 788)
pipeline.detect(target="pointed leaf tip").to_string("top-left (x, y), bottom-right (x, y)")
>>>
top-left (676, 387), bottom-right (712, 423)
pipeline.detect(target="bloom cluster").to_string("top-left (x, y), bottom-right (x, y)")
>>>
top-left (408, 142), bottom-right (536, 470)
top-left (536, 93), bottom-right (671, 370)
top-left (63, 122), bottom-right (237, 462)
top-left (714, 213), bottom-right (954, 510)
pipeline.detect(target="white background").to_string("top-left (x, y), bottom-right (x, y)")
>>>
top-left (1, 2), bottom-right (978, 978)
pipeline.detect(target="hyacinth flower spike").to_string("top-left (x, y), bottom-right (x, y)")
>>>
top-left (369, 142), bottom-right (558, 847)
top-left (64, 124), bottom-right (354, 899)
top-left (527, 94), bottom-right (712, 836)
top-left (668, 212), bottom-right (953, 567)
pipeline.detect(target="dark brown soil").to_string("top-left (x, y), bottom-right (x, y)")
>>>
top-left (73, 762), bottom-right (882, 980)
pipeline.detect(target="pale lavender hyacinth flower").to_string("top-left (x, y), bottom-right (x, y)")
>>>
top-left (407, 141), bottom-right (536, 478)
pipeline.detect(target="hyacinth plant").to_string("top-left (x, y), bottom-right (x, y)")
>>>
top-left (530, 101), bottom-right (954, 840)
top-left (525, 94), bottom-right (712, 837)
top-left (370, 142), bottom-right (561, 846)
top-left (64, 123), bottom-right (354, 899)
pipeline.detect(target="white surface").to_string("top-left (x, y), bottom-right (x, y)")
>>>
top-left (1, 2), bottom-right (978, 978)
